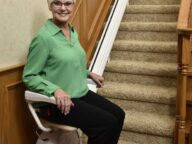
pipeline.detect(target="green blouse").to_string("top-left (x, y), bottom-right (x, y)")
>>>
top-left (23, 19), bottom-right (89, 99)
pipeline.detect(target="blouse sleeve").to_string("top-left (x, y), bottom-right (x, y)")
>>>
top-left (22, 35), bottom-right (60, 97)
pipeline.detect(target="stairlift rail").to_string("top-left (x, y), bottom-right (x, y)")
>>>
top-left (89, 0), bottom-right (128, 76)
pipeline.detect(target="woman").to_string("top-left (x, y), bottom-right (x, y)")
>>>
top-left (23, 0), bottom-right (125, 144)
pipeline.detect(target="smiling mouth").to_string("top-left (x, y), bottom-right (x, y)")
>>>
top-left (58, 13), bottom-right (69, 16)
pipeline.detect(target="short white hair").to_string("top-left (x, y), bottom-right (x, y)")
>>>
top-left (47, 0), bottom-right (76, 6)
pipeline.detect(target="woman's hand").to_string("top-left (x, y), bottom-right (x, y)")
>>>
top-left (54, 89), bottom-right (74, 115)
top-left (89, 72), bottom-right (104, 88)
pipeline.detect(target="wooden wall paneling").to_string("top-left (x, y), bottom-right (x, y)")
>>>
top-left (0, 78), bottom-right (9, 144)
top-left (87, 0), bottom-right (102, 31)
top-left (86, 0), bottom-right (114, 63)
top-left (70, 0), bottom-right (114, 63)
top-left (0, 65), bottom-right (37, 144)
top-left (80, 0), bottom-right (88, 50)
top-left (88, 0), bottom-right (105, 40)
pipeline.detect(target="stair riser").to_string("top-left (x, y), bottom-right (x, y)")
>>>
top-left (113, 41), bottom-right (177, 53)
top-left (126, 6), bottom-right (179, 14)
top-left (103, 72), bottom-right (177, 87)
top-left (123, 14), bottom-right (178, 22)
top-left (108, 98), bottom-right (175, 116)
top-left (110, 51), bottom-right (177, 63)
top-left (116, 31), bottom-right (177, 41)
top-left (129, 0), bottom-right (179, 5)
top-left (120, 131), bottom-right (173, 144)
top-left (120, 24), bottom-right (177, 32)
top-left (98, 85), bottom-right (176, 105)
top-left (106, 63), bottom-right (177, 78)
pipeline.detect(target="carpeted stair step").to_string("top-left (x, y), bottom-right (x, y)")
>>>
top-left (103, 72), bottom-right (176, 87)
top-left (98, 81), bottom-right (176, 104)
top-left (116, 31), bottom-right (177, 41)
top-left (123, 13), bottom-right (178, 22)
top-left (126, 5), bottom-right (179, 14)
top-left (129, 0), bottom-right (179, 5)
top-left (120, 22), bottom-right (177, 32)
top-left (120, 131), bottom-right (173, 144)
top-left (123, 110), bottom-right (175, 137)
top-left (108, 98), bottom-right (175, 116)
top-left (110, 51), bottom-right (176, 63)
top-left (123, 5), bottom-right (179, 22)
top-left (113, 40), bottom-right (177, 53)
top-left (105, 60), bottom-right (177, 77)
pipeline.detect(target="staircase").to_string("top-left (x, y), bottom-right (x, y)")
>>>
top-left (97, 0), bottom-right (180, 143)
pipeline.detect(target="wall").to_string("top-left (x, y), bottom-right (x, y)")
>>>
top-left (0, 0), bottom-right (51, 68)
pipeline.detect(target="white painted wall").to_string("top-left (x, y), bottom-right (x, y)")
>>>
top-left (0, 0), bottom-right (51, 68)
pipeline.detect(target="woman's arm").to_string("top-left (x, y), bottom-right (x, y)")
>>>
top-left (23, 35), bottom-right (59, 96)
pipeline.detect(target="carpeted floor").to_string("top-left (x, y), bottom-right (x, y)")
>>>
top-left (97, 0), bottom-right (180, 143)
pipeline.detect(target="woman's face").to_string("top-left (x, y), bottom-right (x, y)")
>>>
top-left (49, 0), bottom-right (75, 24)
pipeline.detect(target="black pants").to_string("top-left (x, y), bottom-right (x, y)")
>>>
top-left (38, 90), bottom-right (125, 144)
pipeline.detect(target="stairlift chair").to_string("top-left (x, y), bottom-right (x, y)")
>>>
top-left (25, 78), bottom-right (97, 144)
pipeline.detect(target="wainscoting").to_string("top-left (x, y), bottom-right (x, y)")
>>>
top-left (0, 64), bottom-right (37, 144)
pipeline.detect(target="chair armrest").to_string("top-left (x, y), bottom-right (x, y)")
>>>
top-left (25, 91), bottom-right (56, 104)
top-left (25, 78), bottom-right (96, 104)
top-left (87, 78), bottom-right (97, 85)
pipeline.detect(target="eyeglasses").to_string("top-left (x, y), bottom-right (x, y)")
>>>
top-left (52, 1), bottom-right (74, 8)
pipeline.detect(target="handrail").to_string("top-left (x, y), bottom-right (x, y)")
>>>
top-left (177, 0), bottom-right (192, 29)
top-left (89, 0), bottom-right (128, 82)
top-left (88, 0), bottom-right (128, 92)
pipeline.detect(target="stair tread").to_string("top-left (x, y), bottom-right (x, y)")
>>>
top-left (123, 110), bottom-right (175, 137)
top-left (104, 72), bottom-right (177, 87)
top-left (98, 81), bottom-right (176, 104)
top-left (126, 5), bottom-right (179, 14)
top-left (120, 131), bottom-right (173, 144)
top-left (129, 0), bottom-right (180, 5)
top-left (106, 60), bottom-right (177, 77)
top-left (120, 22), bottom-right (177, 32)
top-left (113, 40), bottom-right (177, 53)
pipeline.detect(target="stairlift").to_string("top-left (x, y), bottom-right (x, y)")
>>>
top-left (25, 78), bottom-right (97, 144)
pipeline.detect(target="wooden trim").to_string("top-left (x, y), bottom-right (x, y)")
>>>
top-left (86, 0), bottom-right (114, 63)
top-left (178, 28), bottom-right (192, 35)
top-left (70, 0), bottom-right (83, 23)
top-left (177, 0), bottom-right (192, 29)
top-left (177, 0), bottom-right (192, 143)
top-left (0, 66), bottom-right (37, 144)
top-left (0, 63), bottom-right (24, 73)
top-left (88, 0), bottom-right (106, 40)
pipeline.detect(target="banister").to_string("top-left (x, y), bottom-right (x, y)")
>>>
top-left (177, 0), bottom-right (192, 29)
top-left (177, 28), bottom-right (192, 34)
top-left (176, 0), bottom-right (192, 143)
